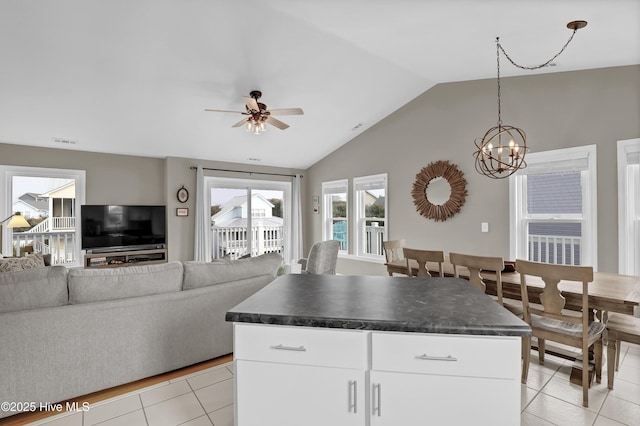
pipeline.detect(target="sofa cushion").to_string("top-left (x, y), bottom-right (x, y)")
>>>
top-left (183, 252), bottom-right (282, 290)
top-left (0, 253), bottom-right (46, 272)
top-left (68, 261), bottom-right (184, 304)
top-left (0, 265), bottom-right (68, 313)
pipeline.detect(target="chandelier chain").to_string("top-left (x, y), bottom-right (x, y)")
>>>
top-left (496, 38), bottom-right (502, 126)
top-left (497, 27), bottom-right (579, 71)
top-left (474, 20), bottom-right (586, 179)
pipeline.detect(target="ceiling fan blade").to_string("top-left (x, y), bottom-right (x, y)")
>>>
top-left (268, 108), bottom-right (304, 116)
top-left (265, 116), bottom-right (289, 130)
top-left (205, 109), bottom-right (246, 114)
top-left (232, 118), bottom-right (249, 128)
top-left (244, 96), bottom-right (260, 112)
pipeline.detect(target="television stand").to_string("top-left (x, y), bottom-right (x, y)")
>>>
top-left (84, 248), bottom-right (168, 268)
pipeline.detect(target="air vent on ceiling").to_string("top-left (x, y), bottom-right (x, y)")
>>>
top-left (248, 157), bottom-right (262, 162)
top-left (52, 137), bottom-right (78, 145)
top-left (351, 123), bottom-right (365, 131)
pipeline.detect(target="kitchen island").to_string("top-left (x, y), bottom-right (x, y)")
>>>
top-left (226, 274), bottom-right (531, 426)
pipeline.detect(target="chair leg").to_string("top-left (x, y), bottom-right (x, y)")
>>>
top-left (615, 339), bottom-right (621, 371)
top-left (594, 338), bottom-right (602, 384)
top-left (582, 350), bottom-right (589, 408)
top-left (521, 336), bottom-right (531, 384)
top-left (607, 338), bottom-right (617, 390)
top-left (538, 338), bottom-right (545, 365)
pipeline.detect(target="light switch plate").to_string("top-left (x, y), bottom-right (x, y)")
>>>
top-left (481, 222), bottom-right (489, 233)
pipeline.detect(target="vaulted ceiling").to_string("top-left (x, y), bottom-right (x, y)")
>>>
top-left (1, 0), bottom-right (638, 169)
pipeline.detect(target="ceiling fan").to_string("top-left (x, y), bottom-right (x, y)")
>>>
top-left (205, 90), bottom-right (304, 134)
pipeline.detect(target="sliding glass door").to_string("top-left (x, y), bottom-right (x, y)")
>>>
top-left (207, 177), bottom-right (291, 261)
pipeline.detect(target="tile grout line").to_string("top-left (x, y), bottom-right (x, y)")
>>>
top-left (185, 370), bottom-right (210, 424)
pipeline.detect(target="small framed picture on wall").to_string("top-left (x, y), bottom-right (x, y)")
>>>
top-left (176, 208), bottom-right (189, 217)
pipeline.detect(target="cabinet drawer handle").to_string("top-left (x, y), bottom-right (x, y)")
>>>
top-left (416, 353), bottom-right (458, 362)
top-left (348, 380), bottom-right (358, 413)
top-left (372, 383), bottom-right (381, 417)
top-left (271, 344), bottom-right (307, 352)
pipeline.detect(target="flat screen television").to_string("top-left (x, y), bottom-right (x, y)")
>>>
top-left (81, 205), bottom-right (166, 252)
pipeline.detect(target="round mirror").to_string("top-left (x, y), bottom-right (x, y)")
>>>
top-left (411, 160), bottom-right (468, 222)
top-left (426, 177), bottom-right (452, 206)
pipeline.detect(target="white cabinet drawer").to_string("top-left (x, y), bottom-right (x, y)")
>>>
top-left (372, 332), bottom-right (520, 379)
top-left (234, 323), bottom-right (368, 369)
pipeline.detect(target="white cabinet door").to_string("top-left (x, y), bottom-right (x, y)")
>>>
top-left (236, 360), bottom-right (366, 426)
top-left (369, 370), bottom-right (519, 426)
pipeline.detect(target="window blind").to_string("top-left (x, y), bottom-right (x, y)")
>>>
top-left (354, 175), bottom-right (386, 191)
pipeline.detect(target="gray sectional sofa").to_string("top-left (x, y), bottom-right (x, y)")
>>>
top-left (0, 252), bottom-right (282, 419)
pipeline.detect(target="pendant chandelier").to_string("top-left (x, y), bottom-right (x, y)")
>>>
top-left (473, 20), bottom-right (588, 179)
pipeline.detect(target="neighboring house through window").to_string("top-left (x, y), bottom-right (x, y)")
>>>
top-left (0, 165), bottom-right (85, 265)
top-left (354, 173), bottom-right (387, 259)
top-left (617, 138), bottom-right (640, 275)
top-left (509, 145), bottom-right (597, 268)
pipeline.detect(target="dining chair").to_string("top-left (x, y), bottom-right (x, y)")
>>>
top-left (298, 240), bottom-right (340, 275)
top-left (403, 248), bottom-right (444, 277)
top-left (516, 259), bottom-right (604, 408)
top-left (383, 239), bottom-right (406, 276)
top-left (449, 252), bottom-right (523, 316)
top-left (606, 312), bottom-right (640, 390)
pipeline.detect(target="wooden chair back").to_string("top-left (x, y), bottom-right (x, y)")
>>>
top-left (516, 259), bottom-right (593, 326)
top-left (449, 252), bottom-right (504, 304)
top-left (403, 248), bottom-right (445, 277)
top-left (516, 259), bottom-right (602, 407)
top-left (383, 239), bottom-right (406, 263)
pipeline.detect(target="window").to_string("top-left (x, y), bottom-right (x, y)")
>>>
top-left (509, 145), bottom-right (597, 267)
top-left (322, 179), bottom-right (348, 252)
top-left (618, 138), bottom-right (640, 275)
top-left (354, 173), bottom-right (387, 259)
top-left (207, 177), bottom-right (291, 261)
top-left (0, 165), bottom-right (86, 266)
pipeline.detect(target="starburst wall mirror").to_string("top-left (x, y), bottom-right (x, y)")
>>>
top-left (411, 160), bottom-right (468, 222)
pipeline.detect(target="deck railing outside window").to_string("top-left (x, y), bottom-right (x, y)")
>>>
top-left (213, 225), bottom-right (284, 260)
top-left (365, 223), bottom-right (385, 256)
top-left (11, 231), bottom-right (77, 265)
top-left (528, 234), bottom-right (582, 265)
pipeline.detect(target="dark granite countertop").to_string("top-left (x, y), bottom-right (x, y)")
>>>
top-left (226, 274), bottom-right (531, 337)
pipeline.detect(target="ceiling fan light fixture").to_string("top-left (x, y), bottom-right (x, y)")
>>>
top-left (206, 90), bottom-right (304, 133)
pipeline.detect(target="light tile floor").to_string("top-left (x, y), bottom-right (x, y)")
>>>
top-left (22, 342), bottom-right (640, 426)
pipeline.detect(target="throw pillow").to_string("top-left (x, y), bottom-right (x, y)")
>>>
top-left (0, 253), bottom-right (45, 273)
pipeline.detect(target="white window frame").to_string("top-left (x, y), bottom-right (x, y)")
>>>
top-left (617, 138), bottom-right (640, 275)
top-left (509, 145), bottom-right (597, 269)
top-left (206, 176), bottom-right (291, 261)
top-left (0, 165), bottom-right (86, 266)
top-left (353, 173), bottom-right (388, 261)
top-left (321, 179), bottom-right (348, 254)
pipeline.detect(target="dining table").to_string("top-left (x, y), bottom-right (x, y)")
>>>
top-left (386, 258), bottom-right (640, 386)
top-left (385, 259), bottom-right (640, 316)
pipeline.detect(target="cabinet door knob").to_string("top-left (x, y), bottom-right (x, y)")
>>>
top-left (271, 344), bottom-right (307, 352)
top-left (416, 353), bottom-right (458, 362)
